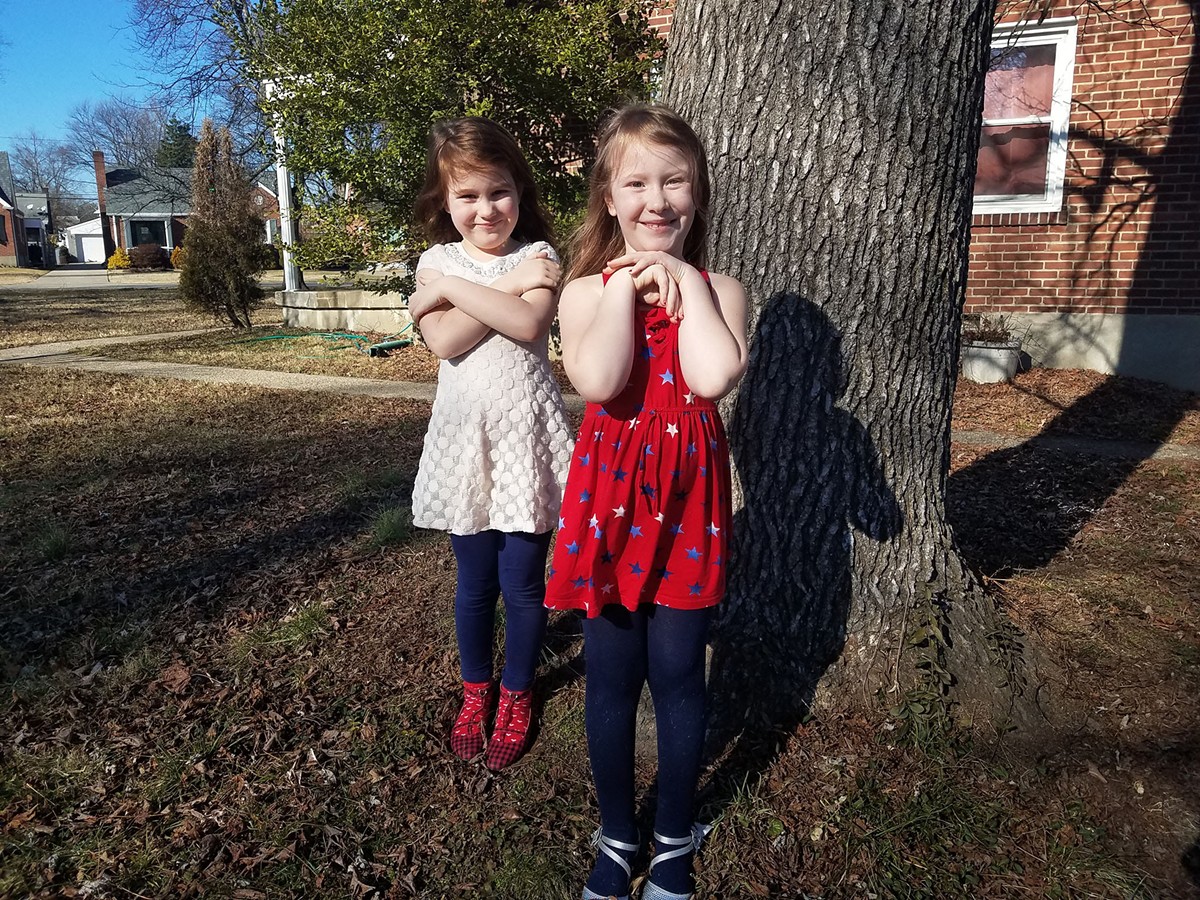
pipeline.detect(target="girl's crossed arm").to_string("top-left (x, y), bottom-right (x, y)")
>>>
top-left (607, 251), bottom-right (748, 400)
top-left (411, 254), bottom-right (560, 360)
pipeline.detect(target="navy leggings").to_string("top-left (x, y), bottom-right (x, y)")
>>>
top-left (450, 530), bottom-right (551, 692)
top-left (582, 604), bottom-right (712, 840)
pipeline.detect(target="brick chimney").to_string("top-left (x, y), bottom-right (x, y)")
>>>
top-left (93, 151), bottom-right (115, 257)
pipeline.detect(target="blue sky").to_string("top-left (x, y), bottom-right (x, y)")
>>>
top-left (0, 0), bottom-right (149, 144)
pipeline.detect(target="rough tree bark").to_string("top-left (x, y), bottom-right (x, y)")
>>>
top-left (663, 0), bottom-right (1039, 733)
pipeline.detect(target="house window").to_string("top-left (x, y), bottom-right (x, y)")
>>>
top-left (0, 216), bottom-right (7, 243)
top-left (132, 220), bottom-right (168, 247)
top-left (974, 18), bottom-right (1077, 214)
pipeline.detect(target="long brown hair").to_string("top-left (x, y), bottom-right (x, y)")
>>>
top-left (414, 117), bottom-right (555, 247)
top-left (566, 104), bottom-right (710, 282)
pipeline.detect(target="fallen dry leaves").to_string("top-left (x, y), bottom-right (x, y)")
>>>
top-left (0, 360), bottom-right (1197, 897)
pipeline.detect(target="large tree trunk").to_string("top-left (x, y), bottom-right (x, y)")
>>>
top-left (663, 1), bottom-right (1038, 734)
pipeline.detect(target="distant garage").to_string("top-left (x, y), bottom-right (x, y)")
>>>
top-left (64, 218), bottom-right (107, 263)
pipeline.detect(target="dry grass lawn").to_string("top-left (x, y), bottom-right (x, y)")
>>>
top-left (1, 361), bottom-right (1198, 898)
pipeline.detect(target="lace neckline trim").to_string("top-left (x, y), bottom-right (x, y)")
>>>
top-left (445, 241), bottom-right (531, 277)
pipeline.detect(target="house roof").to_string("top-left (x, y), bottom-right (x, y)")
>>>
top-left (104, 167), bottom-right (194, 217)
top-left (103, 167), bottom-right (280, 218)
top-left (64, 217), bottom-right (104, 235)
top-left (0, 151), bottom-right (18, 210)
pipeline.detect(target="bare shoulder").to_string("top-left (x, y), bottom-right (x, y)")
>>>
top-left (560, 274), bottom-right (604, 307)
top-left (705, 271), bottom-right (745, 298)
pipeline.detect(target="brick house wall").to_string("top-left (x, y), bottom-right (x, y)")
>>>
top-left (966, 1), bottom-right (1199, 389)
top-left (647, 2), bottom-right (1200, 389)
top-left (0, 206), bottom-right (23, 267)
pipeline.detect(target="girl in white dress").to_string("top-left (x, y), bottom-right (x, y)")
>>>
top-left (408, 117), bottom-right (572, 771)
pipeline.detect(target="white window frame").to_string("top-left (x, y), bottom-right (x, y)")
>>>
top-left (974, 17), bottom-right (1078, 215)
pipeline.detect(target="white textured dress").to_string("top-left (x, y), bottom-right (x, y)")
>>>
top-left (411, 241), bottom-right (573, 535)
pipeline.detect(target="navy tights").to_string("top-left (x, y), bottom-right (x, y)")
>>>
top-left (450, 530), bottom-right (551, 692)
top-left (583, 604), bottom-right (711, 896)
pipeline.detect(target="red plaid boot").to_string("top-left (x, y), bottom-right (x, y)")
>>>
top-left (484, 685), bottom-right (533, 771)
top-left (450, 680), bottom-right (495, 760)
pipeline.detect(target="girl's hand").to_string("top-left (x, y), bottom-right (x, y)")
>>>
top-left (408, 283), bottom-right (449, 323)
top-left (630, 263), bottom-right (683, 322)
top-left (492, 252), bottom-right (561, 297)
top-left (605, 250), bottom-right (692, 284)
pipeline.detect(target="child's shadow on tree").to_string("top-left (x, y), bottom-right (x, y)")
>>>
top-left (695, 294), bottom-right (903, 820)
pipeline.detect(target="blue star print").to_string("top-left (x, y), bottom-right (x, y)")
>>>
top-left (685, 546), bottom-right (701, 561)
top-left (567, 541), bottom-right (580, 555)
top-left (613, 468), bottom-right (628, 482)
top-left (579, 453), bottom-right (590, 466)
top-left (630, 525), bottom-right (643, 538)
top-left (630, 562), bottom-right (645, 576)
top-left (689, 582), bottom-right (704, 595)
top-left (670, 523), bottom-right (684, 535)
top-left (686, 443), bottom-right (697, 456)
top-left (601, 551), bottom-right (614, 564)
top-left (572, 576), bottom-right (588, 589)
top-left (655, 566), bottom-right (673, 580)
top-left (640, 484), bottom-right (655, 498)
top-left (580, 489), bottom-right (591, 502)
top-left (660, 369), bottom-right (675, 385)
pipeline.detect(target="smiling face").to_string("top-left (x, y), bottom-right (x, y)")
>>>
top-left (445, 165), bottom-right (521, 258)
top-left (605, 141), bottom-right (696, 257)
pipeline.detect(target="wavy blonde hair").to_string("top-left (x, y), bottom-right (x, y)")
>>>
top-left (566, 104), bottom-right (710, 282)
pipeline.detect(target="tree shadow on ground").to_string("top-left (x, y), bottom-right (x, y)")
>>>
top-left (686, 295), bottom-right (902, 824)
top-left (0, 389), bottom-right (428, 679)
top-left (946, 377), bottom-right (1195, 577)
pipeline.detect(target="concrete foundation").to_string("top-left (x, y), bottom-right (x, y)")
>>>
top-left (1006, 312), bottom-right (1200, 393)
top-left (273, 288), bottom-right (413, 335)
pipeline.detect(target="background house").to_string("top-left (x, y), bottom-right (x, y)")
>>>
top-left (91, 151), bottom-right (281, 254)
top-left (966, 1), bottom-right (1199, 391)
top-left (15, 189), bottom-right (53, 267)
top-left (0, 151), bottom-right (30, 268)
top-left (650, 2), bottom-right (1199, 390)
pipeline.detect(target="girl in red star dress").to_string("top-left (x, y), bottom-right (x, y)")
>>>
top-left (545, 106), bottom-right (748, 900)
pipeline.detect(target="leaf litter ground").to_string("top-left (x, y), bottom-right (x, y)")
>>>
top-left (1, 356), bottom-right (1198, 898)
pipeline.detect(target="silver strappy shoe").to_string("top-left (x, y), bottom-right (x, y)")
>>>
top-left (581, 827), bottom-right (640, 900)
top-left (640, 823), bottom-right (712, 900)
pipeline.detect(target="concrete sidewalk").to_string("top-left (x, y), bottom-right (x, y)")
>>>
top-left (0, 331), bottom-right (437, 402)
top-left (2, 330), bottom-right (1196, 461)
top-left (0, 264), bottom-right (285, 292)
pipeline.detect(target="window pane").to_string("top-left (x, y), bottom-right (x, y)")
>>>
top-left (983, 44), bottom-right (1056, 120)
top-left (133, 221), bottom-right (167, 246)
top-left (975, 123), bottom-right (1050, 196)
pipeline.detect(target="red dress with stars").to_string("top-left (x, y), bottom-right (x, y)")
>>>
top-left (545, 296), bottom-right (732, 618)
